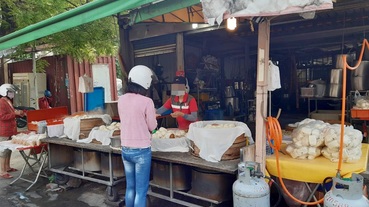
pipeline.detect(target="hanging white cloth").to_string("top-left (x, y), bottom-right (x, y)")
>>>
top-left (78, 74), bottom-right (93, 93)
top-left (268, 61), bottom-right (281, 91)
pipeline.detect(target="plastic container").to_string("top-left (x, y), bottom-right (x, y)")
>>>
top-left (84, 87), bottom-right (105, 111)
top-left (351, 108), bottom-right (369, 120)
top-left (37, 120), bottom-right (47, 134)
top-left (47, 124), bottom-right (64, 137)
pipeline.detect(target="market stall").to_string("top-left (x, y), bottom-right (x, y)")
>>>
top-left (37, 119), bottom-right (252, 206)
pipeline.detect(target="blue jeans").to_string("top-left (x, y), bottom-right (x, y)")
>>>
top-left (121, 147), bottom-right (151, 207)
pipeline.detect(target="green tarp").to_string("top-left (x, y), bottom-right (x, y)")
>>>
top-left (0, 0), bottom-right (190, 51)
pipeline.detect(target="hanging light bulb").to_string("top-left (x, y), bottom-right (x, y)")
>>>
top-left (192, 23), bottom-right (198, 29)
top-left (227, 17), bottom-right (237, 30)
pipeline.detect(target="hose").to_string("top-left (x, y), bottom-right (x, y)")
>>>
top-left (338, 39), bottom-right (369, 174)
top-left (266, 116), bottom-right (324, 205)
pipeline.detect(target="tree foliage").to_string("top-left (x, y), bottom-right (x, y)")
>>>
top-left (0, 0), bottom-right (119, 61)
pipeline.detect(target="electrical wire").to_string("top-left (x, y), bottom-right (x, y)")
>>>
top-left (265, 39), bottom-right (369, 205)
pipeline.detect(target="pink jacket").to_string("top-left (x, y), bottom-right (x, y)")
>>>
top-left (118, 93), bottom-right (157, 148)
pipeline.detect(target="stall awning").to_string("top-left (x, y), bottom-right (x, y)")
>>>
top-left (129, 0), bottom-right (201, 24)
top-left (0, 0), bottom-right (201, 51)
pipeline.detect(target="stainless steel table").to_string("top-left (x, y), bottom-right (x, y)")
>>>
top-left (307, 97), bottom-right (342, 116)
top-left (41, 137), bottom-right (124, 202)
top-left (43, 137), bottom-right (239, 206)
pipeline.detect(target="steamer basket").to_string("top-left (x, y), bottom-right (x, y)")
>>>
top-left (190, 134), bottom-right (247, 160)
top-left (188, 120), bottom-right (252, 161)
top-left (80, 118), bottom-right (105, 131)
top-left (79, 118), bottom-right (105, 139)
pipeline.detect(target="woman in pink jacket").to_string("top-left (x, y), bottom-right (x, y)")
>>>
top-left (118, 65), bottom-right (157, 207)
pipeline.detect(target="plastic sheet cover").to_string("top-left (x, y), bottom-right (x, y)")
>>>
top-left (187, 120), bottom-right (253, 162)
top-left (151, 137), bottom-right (190, 152)
top-left (201, 0), bottom-right (333, 26)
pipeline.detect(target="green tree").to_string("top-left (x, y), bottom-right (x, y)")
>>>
top-left (0, 0), bottom-right (119, 62)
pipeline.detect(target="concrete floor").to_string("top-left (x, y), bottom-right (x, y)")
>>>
top-left (0, 151), bottom-right (234, 207)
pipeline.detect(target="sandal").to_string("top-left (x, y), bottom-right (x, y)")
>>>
top-left (0, 173), bottom-right (13, 179)
top-left (7, 168), bottom-right (18, 172)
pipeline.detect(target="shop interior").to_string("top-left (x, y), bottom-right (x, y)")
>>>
top-left (130, 1), bottom-right (369, 133)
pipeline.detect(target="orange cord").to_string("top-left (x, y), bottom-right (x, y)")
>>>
top-left (265, 39), bottom-right (369, 205)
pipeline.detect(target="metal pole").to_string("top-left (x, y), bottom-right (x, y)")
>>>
top-left (32, 46), bottom-right (39, 109)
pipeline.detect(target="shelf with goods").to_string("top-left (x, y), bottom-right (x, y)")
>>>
top-left (186, 68), bottom-right (222, 119)
top-left (348, 90), bottom-right (369, 122)
top-left (343, 90), bottom-right (369, 142)
top-left (247, 99), bottom-right (256, 122)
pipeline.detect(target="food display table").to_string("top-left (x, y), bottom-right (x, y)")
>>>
top-left (306, 97), bottom-right (341, 117)
top-left (41, 137), bottom-right (125, 202)
top-left (151, 151), bottom-right (238, 174)
top-left (266, 143), bottom-right (369, 206)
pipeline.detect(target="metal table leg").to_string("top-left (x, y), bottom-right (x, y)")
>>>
top-left (303, 182), bottom-right (322, 207)
top-left (10, 145), bottom-right (49, 191)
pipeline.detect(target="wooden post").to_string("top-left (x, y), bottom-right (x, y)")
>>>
top-left (119, 27), bottom-right (134, 73)
top-left (255, 20), bottom-right (270, 171)
top-left (176, 33), bottom-right (184, 71)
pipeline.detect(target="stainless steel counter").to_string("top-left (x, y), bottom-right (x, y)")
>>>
top-left (41, 137), bottom-right (124, 202)
top-left (42, 137), bottom-right (239, 206)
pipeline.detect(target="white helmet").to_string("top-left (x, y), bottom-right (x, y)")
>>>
top-left (128, 65), bottom-right (157, 89)
top-left (0, 83), bottom-right (16, 97)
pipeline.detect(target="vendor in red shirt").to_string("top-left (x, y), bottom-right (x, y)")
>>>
top-left (0, 84), bottom-right (24, 179)
top-left (156, 76), bottom-right (198, 130)
top-left (38, 90), bottom-right (53, 109)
